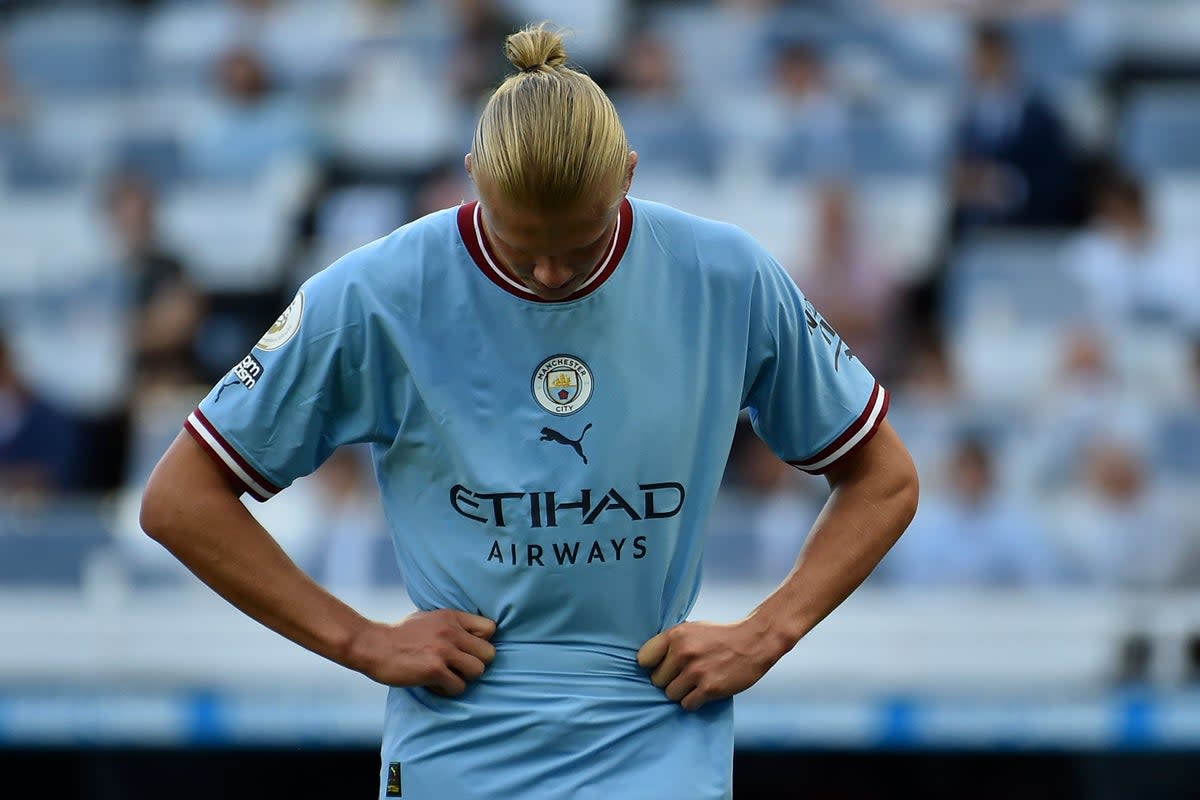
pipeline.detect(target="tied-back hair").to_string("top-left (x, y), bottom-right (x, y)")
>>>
top-left (471, 22), bottom-right (629, 209)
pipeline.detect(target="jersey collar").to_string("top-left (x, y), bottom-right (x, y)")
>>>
top-left (457, 198), bottom-right (633, 303)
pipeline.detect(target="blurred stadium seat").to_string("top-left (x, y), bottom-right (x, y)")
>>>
top-left (1079, 0), bottom-right (1200, 65)
top-left (942, 230), bottom-right (1084, 334)
top-left (1150, 173), bottom-right (1200, 239)
top-left (0, 502), bottom-right (111, 588)
top-left (0, 187), bottom-right (110, 295)
top-left (158, 159), bottom-right (316, 293)
top-left (370, 534), bottom-right (406, 588)
top-left (2, 5), bottom-right (1200, 795)
top-left (856, 176), bottom-right (946, 282)
top-left (29, 97), bottom-right (139, 181)
top-left (323, 50), bottom-right (459, 175)
top-left (1120, 85), bottom-right (1200, 175)
top-left (2, 7), bottom-right (143, 96)
top-left (503, 0), bottom-right (626, 67)
top-left (941, 231), bottom-right (1085, 409)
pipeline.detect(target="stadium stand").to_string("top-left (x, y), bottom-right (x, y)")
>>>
top-left (1, 3), bottom-right (1199, 796)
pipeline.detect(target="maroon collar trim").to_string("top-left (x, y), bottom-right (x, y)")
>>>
top-left (457, 198), bottom-right (633, 303)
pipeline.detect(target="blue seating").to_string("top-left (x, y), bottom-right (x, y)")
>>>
top-left (110, 133), bottom-right (184, 188)
top-left (0, 134), bottom-right (81, 189)
top-left (1155, 412), bottom-right (1200, 477)
top-left (942, 231), bottom-right (1084, 335)
top-left (1121, 86), bottom-right (1200, 175)
top-left (3, 8), bottom-right (143, 95)
top-left (615, 98), bottom-right (722, 180)
top-left (0, 503), bottom-right (110, 587)
top-left (369, 534), bottom-right (405, 588)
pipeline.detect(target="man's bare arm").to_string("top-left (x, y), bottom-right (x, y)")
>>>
top-left (638, 419), bottom-right (918, 710)
top-left (746, 418), bottom-right (918, 647)
top-left (140, 431), bottom-right (496, 694)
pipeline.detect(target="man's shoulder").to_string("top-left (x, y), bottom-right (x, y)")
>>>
top-left (343, 205), bottom-right (461, 274)
top-left (303, 206), bottom-right (463, 303)
top-left (629, 196), bottom-right (769, 272)
top-left (631, 196), bottom-right (746, 240)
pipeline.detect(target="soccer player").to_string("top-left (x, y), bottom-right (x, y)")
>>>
top-left (140, 23), bottom-right (919, 800)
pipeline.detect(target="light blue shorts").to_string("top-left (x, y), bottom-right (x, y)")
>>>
top-left (377, 642), bottom-right (733, 799)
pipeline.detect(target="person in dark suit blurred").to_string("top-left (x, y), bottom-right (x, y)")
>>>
top-left (949, 22), bottom-right (1085, 235)
top-left (0, 332), bottom-right (84, 494)
top-left (104, 170), bottom-right (209, 391)
top-left (905, 22), bottom-right (1087, 333)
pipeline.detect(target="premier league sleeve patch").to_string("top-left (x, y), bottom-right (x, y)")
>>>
top-left (255, 291), bottom-right (304, 351)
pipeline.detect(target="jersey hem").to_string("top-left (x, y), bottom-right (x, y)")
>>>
top-left (184, 407), bottom-right (282, 502)
top-left (787, 382), bottom-right (889, 475)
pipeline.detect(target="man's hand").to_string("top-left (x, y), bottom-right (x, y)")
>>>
top-left (349, 609), bottom-right (497, 696)
top-left (637, 619), bottom-right (788, 712)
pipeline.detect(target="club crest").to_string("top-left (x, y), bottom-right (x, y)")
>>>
top-left (532, 354), bottom-right (593, 415)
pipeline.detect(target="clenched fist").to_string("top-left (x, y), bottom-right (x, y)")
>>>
top-left (349, 609), bottom-right (497, 696)
top-left (637, 619), bottom-right (788, 711)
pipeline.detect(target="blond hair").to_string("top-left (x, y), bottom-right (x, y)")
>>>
top-left (470, 23), bottom-right (629, 209)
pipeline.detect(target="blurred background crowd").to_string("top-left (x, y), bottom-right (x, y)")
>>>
top-left (0, 0), bottom-right (1198, 601)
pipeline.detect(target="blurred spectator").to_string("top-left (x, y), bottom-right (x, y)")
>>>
top-left (883, 327), bottom-right (964, 480)
top-left (1050, 432), bottom-right (1191, 589)
top-left (0, 332), bottom-right (84, 494)
top-left (185, 45), bottom-right (320, 181)
top-left (123, 443), bottom-right (392, 590)
top-left (764, 40), bottom-right (851, 178)
top-left (718, 418), bottom-right (821, 582)
top-left (0, 46), bottom-right (26, 127)
top-left (662, 0), bottom-right (788, 98)
top-left (411, 159), bottom-right (474, 219)
top-left (0, 45), bottom-right (32, 184)
top-left (326, 8), bottom-right (458, 179)
top-left (1153, 335), bottom-right (1200, 480)
top-left (240, 0), bottom-right (354, 91)
top-left (447, 0), bottom-right (522, 105)
top-left (307, 445), bottom-right (391, 594)
top-left (792, 181), bottom-right (901, 380)
top-left (1065, 168), bottom-right (1200, 331)
top-left (110, 440), bottom-right (379, 588)
top-left (103, 171), bottom-right (209, 391)
top-left (949, 22), bottom-right (1084, 234)
top-left (877, 432), bottom-right (1060, 587)
top-left (1021, 327), bottom-right (1139, 492)
top-left (610, 31), bottom-right (721, 179)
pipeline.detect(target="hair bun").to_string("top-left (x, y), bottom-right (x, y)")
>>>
top-left (505, 22), bottom-right (569, 73)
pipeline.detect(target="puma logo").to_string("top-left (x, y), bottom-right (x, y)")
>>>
top-left (540, 423), bottom-right (592, 464)
top-left (214, 376), bottom-right (240, 402)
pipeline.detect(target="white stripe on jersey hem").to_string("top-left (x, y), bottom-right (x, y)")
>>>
top-left (471, 203), bottom-right (620, 296)
top-left (798, 387), bottom-right (887, 472)
top-left (186, 412), bottom-right (277, 500)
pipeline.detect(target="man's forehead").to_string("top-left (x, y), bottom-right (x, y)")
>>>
top-left (482, 195), bottom-right (617, 240)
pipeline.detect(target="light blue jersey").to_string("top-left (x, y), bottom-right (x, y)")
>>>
top-left (185, 197), bottom-right (888, 799)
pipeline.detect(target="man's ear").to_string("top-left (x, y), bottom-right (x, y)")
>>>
top-left (624, 151), bottom-right (638, 193)
top-left (464, 152), bottom-right (473, 179)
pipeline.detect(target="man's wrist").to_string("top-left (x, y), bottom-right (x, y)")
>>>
top-left (743, 604), bottom-right (804, 662)
top-left (337, 617), bottom-right (381, 676)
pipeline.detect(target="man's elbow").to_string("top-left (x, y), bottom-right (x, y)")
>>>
top-left (898, 460), bottom-right (920, 525)
top-left (139, 475), bottom-right (178, 545)
top-left (887, 454), bottom-right (920, 539)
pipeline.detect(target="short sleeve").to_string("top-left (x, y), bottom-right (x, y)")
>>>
top-left (184, 261), bottom-right (394, 501)
top-left (741, 248), bottom-right (889, 475)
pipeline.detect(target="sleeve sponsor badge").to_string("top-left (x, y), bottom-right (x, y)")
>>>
top-left (255, 291), bottom-right (304, 351)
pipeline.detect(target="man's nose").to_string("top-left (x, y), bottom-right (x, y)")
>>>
top-left (531, 259), bottom-right (575, 289)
